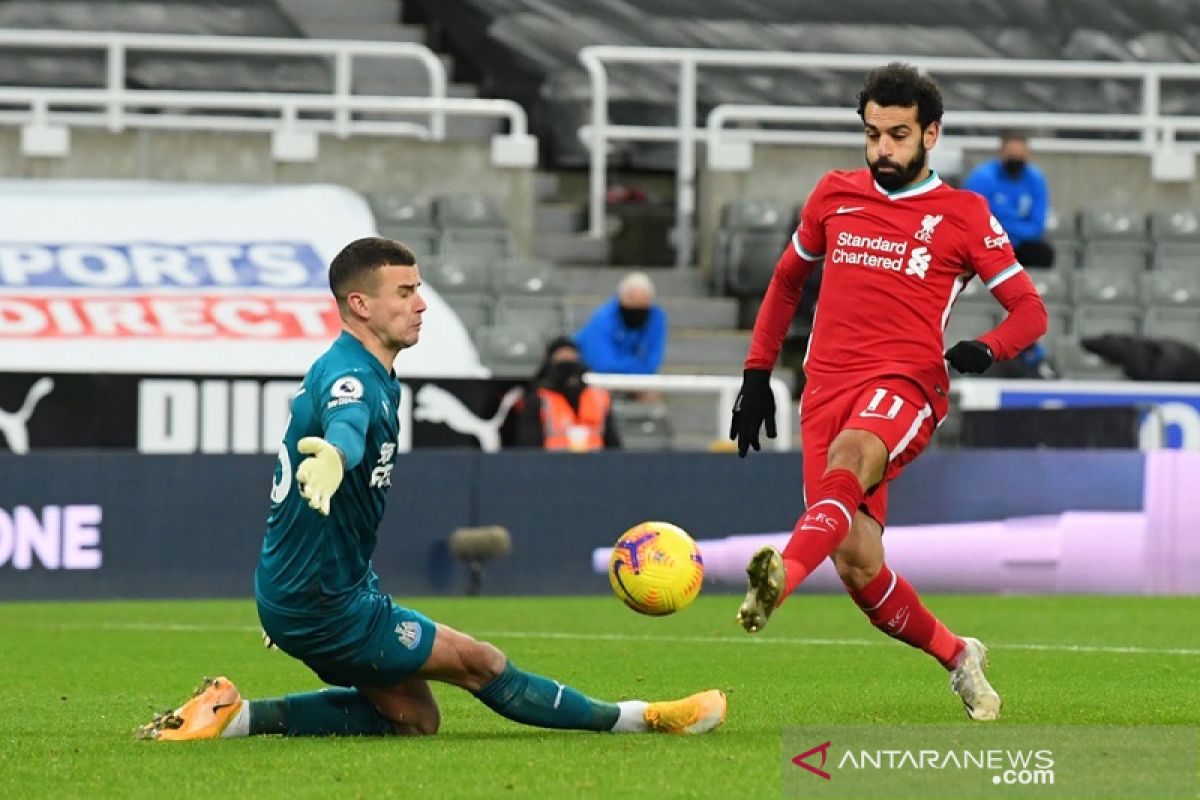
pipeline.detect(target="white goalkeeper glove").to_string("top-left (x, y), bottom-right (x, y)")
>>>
top-left (296, 436), bottom-right (345, 516)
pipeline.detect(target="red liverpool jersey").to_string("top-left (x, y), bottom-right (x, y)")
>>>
top-left (746, 168), bottom-right (1046, 419)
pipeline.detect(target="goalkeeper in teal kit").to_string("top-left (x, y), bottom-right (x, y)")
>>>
top-left (139, 237), bottom-right (725, 741)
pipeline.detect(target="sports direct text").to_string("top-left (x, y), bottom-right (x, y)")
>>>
top-left (0, 242), bottom-right (327, 288)
top-left (0, 295), bottom-right (339, 339)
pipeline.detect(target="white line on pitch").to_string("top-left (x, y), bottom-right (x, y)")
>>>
top-left (18, 621), bottom-right (1200, 657)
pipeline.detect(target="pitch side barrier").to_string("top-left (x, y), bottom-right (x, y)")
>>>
top-left (0, 449), bottom-right (1145, 599)
top-left (0, 29), bottom-right (537, 167)
top-left (578, 47), bottom-right (1200, 266)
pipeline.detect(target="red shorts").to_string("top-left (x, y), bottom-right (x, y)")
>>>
top-left (799, 376), bottom-right (936, 526)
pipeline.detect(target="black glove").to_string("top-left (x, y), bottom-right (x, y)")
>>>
top-left (945, 340), bottom-right (994, 374)
top-left (729, 368), bottom-right (776, 458)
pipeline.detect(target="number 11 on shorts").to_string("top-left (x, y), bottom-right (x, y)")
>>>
top-left (859, 387), bottom-right (904, 420)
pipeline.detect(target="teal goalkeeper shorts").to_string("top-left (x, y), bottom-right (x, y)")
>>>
top-left (258, 592), bottom-right (438, 688)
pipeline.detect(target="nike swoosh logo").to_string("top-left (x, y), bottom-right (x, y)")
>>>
top-left (799, 524), bottom-right (833, 532)
top-left (835, 206), bottom-right (865, 214)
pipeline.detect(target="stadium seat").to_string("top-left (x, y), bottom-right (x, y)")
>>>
top-left (1052, 335), bottom-right (1125, 380)
top-left (1079, 242), bottom-right (1149, 272)
top-left (474, 324), bottom-right (546, 376)
top-left (1045, 207), bottom-right (1078, 243)
top-left (1072, 266), bottom-right (1140, 305)
top-left (610, 399), bottom-right (674, 450)
top-left (1029, 269), bottom-right (1071, 304)
top-left (1049, 240), bottom-right (1080, 271)
top-left (723, 230), bottom-right (790, 296)
top-left (443, 293), bottom-right (493, 334)
top-left (1043, 302), bottom-right (1073, 341)
top-left (491, 258), bottom-right (564, 296)
top-left (1078, 208), bottom-right (1147, 241)
top-left (422, 255), bottom-right (493, 295)
top-left (493, 295), bottom-right (571, 339)
top-left (1148, 206), bottom-right (1200, 273)
top-left (434, 193), bottom-right (509, 231)
top-left (382, 226), bottom-right (439, 260)
top-left (367, 192), bottom-right (435, 228)
top-left (1140, 269), bottom-right (1200, 307)
top-left (1148, 208), bottom-right (1200, 240)
top-left (1073, 304), bottom-right (1142, 338)
top-left (720, 198), bottom-right (794, 230)
top-left (1151, 242), bottom-right (1200, 272)
top-left (944, 306), bottom-right (998, 347)
top-left (715, 198), bottom-right (793, 296)
top-left (1142, 306), bottom-right (1200, 342)
top-left (369, 192), bottom-right (440, 258)
top-left (438, 230), bottom-right (517, 264)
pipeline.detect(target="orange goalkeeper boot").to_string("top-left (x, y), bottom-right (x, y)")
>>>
top-left (136, 676), bottom-right (243, 741)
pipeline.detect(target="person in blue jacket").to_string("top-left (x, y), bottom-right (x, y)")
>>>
top-left (964, 132), bottom-right (1055, 268)
top-left (575, 271), bottom-right (668, 374)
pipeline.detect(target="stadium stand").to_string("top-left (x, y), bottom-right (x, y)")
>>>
top-left (0, 0), bottom-right (324, 91)
top-left (410, 0), bottom-right (1200, 167)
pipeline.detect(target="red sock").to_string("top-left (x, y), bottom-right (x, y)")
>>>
top-left (848, 564), bottom-right (965, 669)
top-left (779, 468), bottom-right (864, 601)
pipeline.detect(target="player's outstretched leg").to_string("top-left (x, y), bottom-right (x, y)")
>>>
top-left (736, 546), bottom-right (785, 633)
top-left (949, 637), bottom-right (1002, 721)
top-left (137, 679), bottom-right (401, 740)
top-left (472, 660), bottom-right (726, 735)
top-left (137, 677), bottom-right (243, 741)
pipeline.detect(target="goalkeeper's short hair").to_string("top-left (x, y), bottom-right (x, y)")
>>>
top-left (329, 237), bottom-right (417, 310)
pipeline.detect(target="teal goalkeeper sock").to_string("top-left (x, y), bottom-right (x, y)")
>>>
top-left (249, 689), bottom-right (395, 736)
top-left (472, 662), bottom-right (620, 731)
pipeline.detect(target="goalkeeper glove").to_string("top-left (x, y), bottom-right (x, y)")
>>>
top-left (296, 436), bottom-right (345, 516)
top-left (729, 368), bottom-right (777, 458)
top-left (945, 340), bottom-right (994, 374)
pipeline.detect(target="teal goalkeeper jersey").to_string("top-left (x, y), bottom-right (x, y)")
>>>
top-left (255, 332), bottom-right (401, 617)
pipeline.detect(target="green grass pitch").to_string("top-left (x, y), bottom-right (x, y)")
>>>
top-left (0, 594), bottom-right (1196, 798)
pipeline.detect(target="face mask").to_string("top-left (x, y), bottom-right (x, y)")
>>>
top-left (546, 361), bottom-right (585, 389)
top-left (1002, 158), bottom-right (1026, 178)
top-left (619, 306), bottom-right (651, 329)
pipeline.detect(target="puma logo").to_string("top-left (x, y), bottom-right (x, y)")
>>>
top-left (413, 384), bottom-right (522, 452)
top-left (0, 377), bottom-right (53, 455)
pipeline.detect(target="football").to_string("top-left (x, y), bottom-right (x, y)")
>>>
top-left (608, 521), bottom-right (704, 616)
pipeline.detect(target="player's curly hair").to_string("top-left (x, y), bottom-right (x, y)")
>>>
top-left (857, 62), bottom-right (944, 129)
top-left (329, 236), bottom-right (417, 309)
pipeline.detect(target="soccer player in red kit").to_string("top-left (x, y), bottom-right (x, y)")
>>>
top-left (729, 63), bottom-right (1048, 721)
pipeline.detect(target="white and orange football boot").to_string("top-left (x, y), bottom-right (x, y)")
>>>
top-left (644, 690), bottom-right (727, 734)
top-left (136, 676), bottom-right (243, 741)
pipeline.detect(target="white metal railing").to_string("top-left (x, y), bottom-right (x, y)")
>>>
top-left (585, 372), bottom-right (794, 451)
top-left (579, 47), bottom-right (1200, 266)
top-left (0, 29), bottom-right (537, 166)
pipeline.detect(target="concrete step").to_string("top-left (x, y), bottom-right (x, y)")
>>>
top-left (279, 0), bottom-right (401, 24)
top-left (534, 172), bottom-right (561, 203)
top-left (292, 21), bottom-right (428, 43)
top-left (535, 203), bottom-right (583, 235)
top-left (444, 115), bottom-right (504, 141)
top-left (533, 234), bottom-right (610, 265)
top-left (567, 294), bottom-right (738, 330)
top-left (561, 265), bottom-right (710, 297)
top-left (352, 60), bottom-right (480, 98)
top-left (664, 329), bottom-right (752, 366)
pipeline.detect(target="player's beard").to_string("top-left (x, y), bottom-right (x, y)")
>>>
top-left (868, 139), bottom-right (927, 192)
